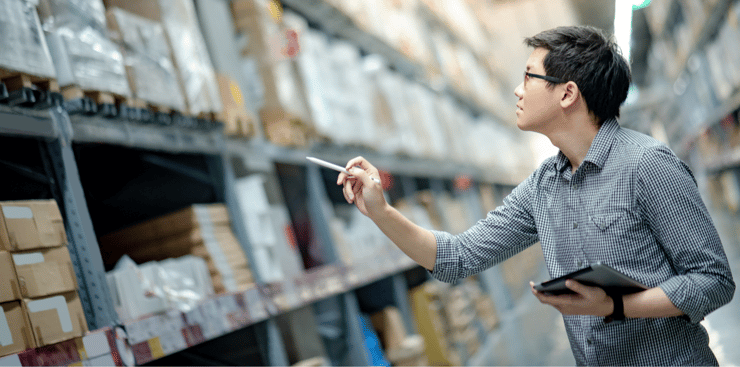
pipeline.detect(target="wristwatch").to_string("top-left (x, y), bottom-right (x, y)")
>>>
top-left (604, 292), bottom-right (625, 324)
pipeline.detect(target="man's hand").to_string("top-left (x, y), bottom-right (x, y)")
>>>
top-left (530, 280), bottom-right (614, 317)
top-left (337, 156), bottom-right (387, 218)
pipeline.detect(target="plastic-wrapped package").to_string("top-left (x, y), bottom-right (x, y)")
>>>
top-left (332, 205), bottom-right (391, 263)
top-left (0, 0), bottom-right (56, 78)
top-left (234, 0), bottom-right (313, 145)
top-left (376, 71), bottom-right (423, 157)
top-left (435, 96), bottom-right (470, 163)
top-left (107, 255), bottom-right (214, 320)
top-left (107, 7), bottom-right (185, 110)
top-left (234, 174), bottom-right (284, 282)
top-left (39, 0), bottom-right (129, 96)
top-left (158, 256), bottom-right (214, 312)
top-left (290, 25), bottom-right (335, 139)
top-left (326, 41), bottom-right (376, 147)
top-left (158, 0), bottom-right (222, 115)
top-left (405, 84), bottom-right (449, 159)
top-left (362, 56), bottom-right (403, 155)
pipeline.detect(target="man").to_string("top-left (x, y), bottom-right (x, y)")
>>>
top-left (337, 26), bottom-right (735, 365)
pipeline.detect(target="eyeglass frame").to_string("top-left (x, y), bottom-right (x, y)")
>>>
top-left (524, 71), bottom-right (568, 84)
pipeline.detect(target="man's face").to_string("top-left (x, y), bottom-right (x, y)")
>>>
top-left (514, 48), bottom-right (562, 133)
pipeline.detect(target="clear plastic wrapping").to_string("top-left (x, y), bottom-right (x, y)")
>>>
top-left (0, 0), bottom-right (56, 78)
top-left (159, 0), bottom-right (222, 115)
top-left (40, 0), bottom-right (129, 96)
top-left (107, 255), bottom-right (214, 320)
top-left (108, 8), bottom-right (185, 110)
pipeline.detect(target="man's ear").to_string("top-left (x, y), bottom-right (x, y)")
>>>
top-left (560, 81), bottom-right (579, 109)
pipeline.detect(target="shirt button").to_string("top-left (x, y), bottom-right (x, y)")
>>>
top-left (573, 184), bottom-right (578, 190)
top-left (573, 222), bottom-right (578, 229)
top-left (587, 339), bottom-right (593, 345)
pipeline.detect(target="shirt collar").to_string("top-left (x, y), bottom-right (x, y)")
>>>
top-left (554, 118), bottom-right (619, 172)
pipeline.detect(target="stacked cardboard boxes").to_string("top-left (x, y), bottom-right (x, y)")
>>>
top-left (216, 73), bottom-right (257, 138)
top-left (441, 285), bottom-right (480, 357)
top-left (99, 204), bottom-right (254, 294)
top-left (0, 200), bottom-right (88, 357)
top-left (370, 307), bottom-right (427, 366)
top-left (461, 278), bottom-right (499, 333)
top-left (409, 282), bottom-right (460, 366)
top-left (231, 0), bottom-right (314, 147)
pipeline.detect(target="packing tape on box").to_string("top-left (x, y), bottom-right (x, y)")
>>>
top-left (11, 252), bottom-right (44, 266)
top-left (27, 296), bottom-right (73, 332)
top-left (0, 307), bottom-right (12, 346)
top-left (2, 207), bottom-right (33, 219)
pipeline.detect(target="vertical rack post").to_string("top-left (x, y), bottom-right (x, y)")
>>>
top-left (217, 148), bottom-right (290, 366)
top-left (45, 107), bottom-right (118, 330)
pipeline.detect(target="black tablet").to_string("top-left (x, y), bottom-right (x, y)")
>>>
top-left (534, 262), bottom-right (649, 295)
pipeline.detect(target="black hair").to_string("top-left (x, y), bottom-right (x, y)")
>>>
top-left (524, 26), bottom-right (631, 125)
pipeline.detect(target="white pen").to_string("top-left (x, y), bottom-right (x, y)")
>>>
top-left (306, 157), bottom-right (381, 184)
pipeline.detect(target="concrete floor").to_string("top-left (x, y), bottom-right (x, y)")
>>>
top-left (702, 208), bottom-right (740, 366)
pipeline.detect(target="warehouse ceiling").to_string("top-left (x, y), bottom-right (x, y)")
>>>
top-left (569, 0), bottom-right (615, 32)
top-left (490, 0), bottom-right (615, 33)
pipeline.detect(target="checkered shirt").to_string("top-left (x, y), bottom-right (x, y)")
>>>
top-left (431, 119), bottom-right (735, 366)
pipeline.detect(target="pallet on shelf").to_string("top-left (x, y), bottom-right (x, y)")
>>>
top-left (0, 69), bottom-right (62, 108)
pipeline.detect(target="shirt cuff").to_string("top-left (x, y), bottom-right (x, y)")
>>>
top-left (659, 275), bottom-right (711, 323)
top-left (429, 230), bottom-right (461, 283)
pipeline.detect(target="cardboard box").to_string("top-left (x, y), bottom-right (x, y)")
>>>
top-left (0, 301), bottom-right (35, 357)
top-left (370, 307), bottom-right (407, 350)
top-left (0, 200), bottom-right (67, 252)
top-left (12, 246), bottom-right (77, 299)
top-left (409, 283), bottom-right (459, 366)
top-left (100, 204), bottom-right (230, 249)
top-left (216, 73), bottom-right (256, 137)
top-left (0, 252), bottom-right (21, 304)
top-left (103, 0), bottom-right (162, 21)
top-left (23, 291), bottom-right (88, 347)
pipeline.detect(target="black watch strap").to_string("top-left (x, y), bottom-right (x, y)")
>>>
top-left (604, 291), bottom-right (625, 324)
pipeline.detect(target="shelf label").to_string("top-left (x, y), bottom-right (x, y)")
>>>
top-left (243, 287), bottom-right (268, 320)
top-left (182, 325), bottom-right (205, 347)
top-left (131, 341), bottom-right (153, 365)
top-left (159, 331), bottom-right (187, 355)
top-left (147, 338), bottom-right (165, 360)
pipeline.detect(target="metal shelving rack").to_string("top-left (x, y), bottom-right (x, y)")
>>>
top-left (0, 0), bottom-right (542, 365)
top-left (0, 105), bottom-right (118, 332)
top-left (631, 0), bottom-right (739, 160)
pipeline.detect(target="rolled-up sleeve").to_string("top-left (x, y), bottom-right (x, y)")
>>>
top-left (638, 146), bottom-right (735, 323)
top-left (430, 172), bottom-right (540, 283)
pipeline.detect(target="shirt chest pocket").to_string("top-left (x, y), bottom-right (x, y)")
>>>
top-left (584, 208), bottom-right (638, 246)
top-left (583, 208), bottom-right (647, 260)
top-left (589, 212), bottom-right (625, 231)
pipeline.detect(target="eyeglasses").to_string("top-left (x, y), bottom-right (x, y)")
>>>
top-left (524, 72), bottom-right (568, 84)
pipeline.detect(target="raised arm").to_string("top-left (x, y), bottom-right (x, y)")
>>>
top-left (337, 156), bottom-right (437, 270)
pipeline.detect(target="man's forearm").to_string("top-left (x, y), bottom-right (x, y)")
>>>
top-left (623, 287), bottom-right (684, 318)
top-left (370, 203), bottom-right (438, 270)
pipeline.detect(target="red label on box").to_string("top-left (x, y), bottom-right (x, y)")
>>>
top-left (18, 338), bottom-right (81, 367)
top-left (131, 341), bottom-right (153, 365)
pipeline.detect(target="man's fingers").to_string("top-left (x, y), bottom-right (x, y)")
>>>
top-left (344, 180), bottom-right (354, 203)
top-left (564, 279), bottom-right (595, 296)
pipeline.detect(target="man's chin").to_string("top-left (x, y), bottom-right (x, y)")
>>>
top-left (516, 119), bottom-right (531, 131)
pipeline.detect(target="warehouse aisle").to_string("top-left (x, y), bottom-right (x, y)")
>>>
top-left (703, 208), bottom-right (740, 366)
